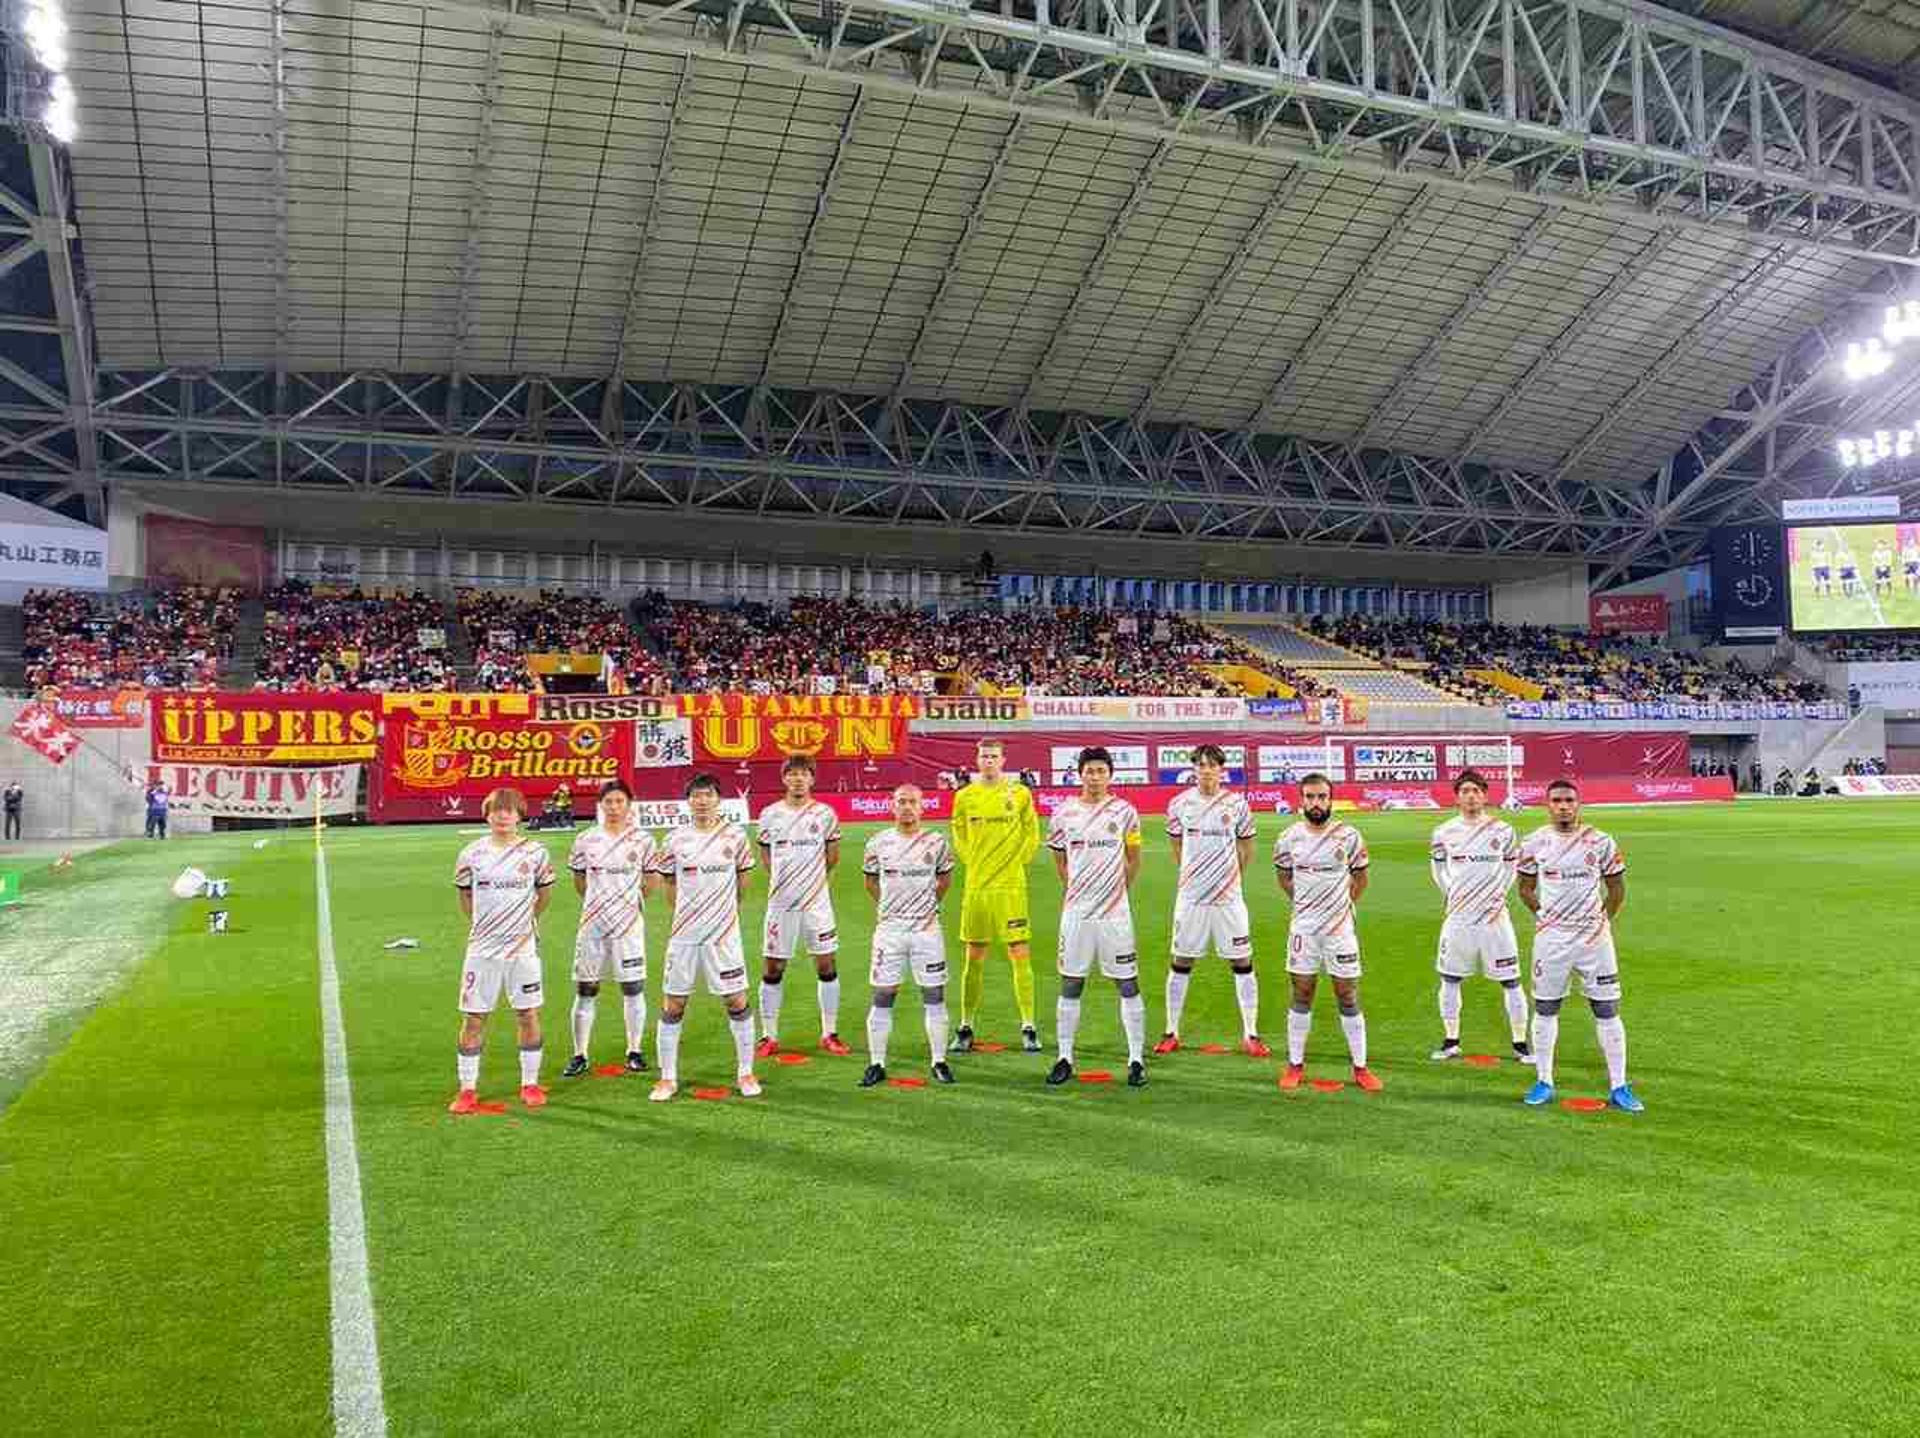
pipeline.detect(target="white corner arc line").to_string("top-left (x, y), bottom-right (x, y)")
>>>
top-left (316, 840), bottom-right (389, 1436)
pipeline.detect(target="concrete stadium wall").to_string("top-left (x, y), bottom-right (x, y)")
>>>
top-left (1490, 566), bottom-right (1587, 628)
top-left (0, 697), bottom-right (210, 841)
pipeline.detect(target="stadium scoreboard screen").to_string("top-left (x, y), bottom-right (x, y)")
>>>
top-left (1784, 522), bottom-right (1920, 632)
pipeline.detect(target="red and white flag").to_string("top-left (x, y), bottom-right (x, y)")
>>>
top-left (9, 703), bottom-right (82, 766)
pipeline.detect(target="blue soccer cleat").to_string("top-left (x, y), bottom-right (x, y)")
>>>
top-left (1523, 1080), bottom-right (1555, 1107)
top-left (1609, 1084), bottom-right (1645, 1114)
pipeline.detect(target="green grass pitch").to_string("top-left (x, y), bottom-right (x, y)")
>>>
top-left (3, 801), bottom-right (1918, 1434)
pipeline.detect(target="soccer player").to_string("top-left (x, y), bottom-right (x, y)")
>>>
top-left (1903, 534), bottom-right (1920, 595)
top-left (647, 774), bottom-right (761, 1102)
top-left (1428, 770), bottom-right (1531, 1064)
top-left (859, 784), bottom-right (958, 1088)
top-left (1045, 746), bottom-right (1148, 1087)
top-left (1516, 779), bottom-right (1641, 1112)
top-left (1839, 546), bottom-right (1860, 597)
top-left (561, 779), bottom-right (658, 1079)
top-left (1156, 743), bottom-right (1267, 1056)
top-left (1872, 539), bottom-right (1896, 599)
top-left (450, 787), bottom-right (555, 1114)
top-left (1811, 535), bottom-right (1833, 596)
top-left (754, 754), bottom-right (850, 1058)
top-left (950, 737), bottom-right (1042, 1052)
top-left (1272, 773), bottom-right (1382, 1092)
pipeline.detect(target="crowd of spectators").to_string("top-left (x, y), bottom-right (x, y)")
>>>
top-left (456, 589), bottom-right (669, 693)
top-left (22, 586), bottom-right (235, 689)
top-left (255, 582), bottom-right (452, 692)
top-left (1312, 615), bottom-right (1830, 705)
top-left (1824, 632), bottom-right (1920, 661)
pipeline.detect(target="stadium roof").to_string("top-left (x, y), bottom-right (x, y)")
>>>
top-left (6, 0), bottom-right (1920, 580)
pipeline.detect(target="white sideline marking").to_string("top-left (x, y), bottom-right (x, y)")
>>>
top-left (316, 841), bottom-right (388, 1436)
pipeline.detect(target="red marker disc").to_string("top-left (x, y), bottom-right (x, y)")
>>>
top-left (887, 1076), bottom-right (927, 1089)
top-left (1561, 1097), bottom-right (1607, 1113)
top-left (1197, 1043), bottom-right (1232, 1055)
top-left (691, 1087), bottom-right (731, 1101)
top-left (472, 1100), bottom-right (508, 1115)
top-left (1078, 1070), bottom-right (1114, 1084)
top-left (594, 1064), bottom-right (627, 1077)
top-left (972, 1041), bottom-right (1008, 1054)
top-left (1309, 1078), bottom-right (1346, 1093)
top-left (774, 1052), bottom-right (811, 1066)
top-left (1463, 1054), bottom-right (1500, 1068)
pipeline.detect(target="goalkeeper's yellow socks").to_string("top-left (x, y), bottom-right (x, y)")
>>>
top-left (1010, 954), bottom-right (1036, 1029)
top-left (961, 952), bottom-right (986, 1028)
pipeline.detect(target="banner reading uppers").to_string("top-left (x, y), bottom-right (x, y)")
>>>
top-left (151, 692), bottom-right (379, 763)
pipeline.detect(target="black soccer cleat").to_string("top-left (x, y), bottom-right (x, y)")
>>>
top-left (561, 1055), bottom-right (590, 1079)
top-left (626, 1049), bottom-right (649, 1073)
top-left (931, 1061), bottom-right (956, 1085)
top-left (859, 1063), bottom-right (887, 1088)
top-left (1045, 1058), bottom-right (1074, 1086)
top-left (952, 1025), bottom-right (975, 1053)
top-left (1429, 1039), bottom-right (1463, 1062)
top-left (1127, 1060), bottom-right (1148, 1088)
top-left (1511, 1041), bottom-right (1533, 1063)
top-left (1021, 1025), bottom-right (1042, 1053)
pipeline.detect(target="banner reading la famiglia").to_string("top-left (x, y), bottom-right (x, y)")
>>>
top-left (373, 692), bottom-right (646, 822)
top-left (680, 693), bottom-right (918, 762)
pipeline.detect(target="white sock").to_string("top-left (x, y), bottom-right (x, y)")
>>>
top-left (518, 1044), bottom-right (542, 1086)
top-left (1233, 969), bottom-right (1260, 1039)
top-left (818, 974), bottom-right (841, 1037)
top-left (924, 1000), bottom-right (949, 1064)
top-left (622, 991), bottom-right (647, 1053)
top-left (1339, 1010), bottom-right (1367, 1068)
top-left (571, 996), bottom-right (595, 1056)
top-left (1503, 984), bottom-right (1530, 1044)
top-left (1439, 980), bottom-right (1462, 1040)
top-left (1596, 1014), bottom-right (1628, 1089)
top-left (657, 1018), bottom-right (682, 1082)
top-left (758, 978), bottom-right (783, 1042)
top-left (866, 1005), bottom-right (894, 1067)
top-left (1532, 1011), bottom-right (1559, 1086)
top-left (1164, 968), bottom-right (1191, 1035)
top-left (1056, 995), bottom-right (1082, 1064)
top-left (456, 1049), bottom-right (480, 1090)
top-left (729, 1010), bottom-right (756, 1077)
top-left (1286, 1007), bottom-right (1311, 1065)
top-left (1120, 992), bottom-right (1147, 1064)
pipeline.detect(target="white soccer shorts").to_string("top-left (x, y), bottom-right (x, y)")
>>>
top-left (1435, 914), bottom-right (1521, 982)
top-left (1058, 911), bottom-right (1139, 980)
top-left (762, 899), bottom-right (838, 960)
top-left (1530, 934), bottom-right (1621, 1004)
top-left (869, 925), bottom-right (949, 989)
top-left (1286, 926), bottom-right (1362, 980)
top-left (664, 934), bottom-right (750, 998)
top-left (1171, 896), bottom-right (1253, 961)
top-left (459, 948), bottom-right (545, 1013)
top-left (572, 926), bottom-right (647, 985)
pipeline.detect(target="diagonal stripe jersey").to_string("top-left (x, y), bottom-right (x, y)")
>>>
top-left (568, 822), bottom-right (659, 939)
top-left (862, 826), bottom-right (955, 931)
top-left (951, 779), bottom-right (1040, 891)
top-left (1517, 823), bottom-right (1624, 945)
top-left (756, 798), bottom-right (841, 911)
top-left (1273, 820), bottom-right (1369, 937)
top-left (455, 836), bottom-right (555, 960)
top-left (649, 822), bottom-right (755, 944)
top-left (1428, 814), bottom-right (1519, 925)
top-left (1166, 788), bottom-right (1256, 905)
top-left (1046, 795), bottom-right (1142, 918)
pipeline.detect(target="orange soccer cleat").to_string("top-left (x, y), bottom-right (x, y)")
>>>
top-left (1152, 1033), bottom-right (1181, 1055)
top-left (753, 1036), bottom-right (780, 1060)
top-left (1241, 1035), bottom-right (1273, 1059)
top-left (1351, 1067), bottom-right (1384, 1093)
top-left (1279, 1063), bottom-right (1305, 1091)
top-left (820, 1033), bottom-right (853, 1056)
top-left (447, 1088), bottom-right (482, 1115)
top-left (519, 1084), bottom-right (549, 1109)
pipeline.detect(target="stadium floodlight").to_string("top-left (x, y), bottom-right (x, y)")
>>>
top-left (1843, 339), bottom-right (1893, 383)
top-left (44, 73), bottom-right (77, 143)
top-left (1835, 426), bottom-right (1920, 468)
top-left (14, 0), bottom-right (80, 145)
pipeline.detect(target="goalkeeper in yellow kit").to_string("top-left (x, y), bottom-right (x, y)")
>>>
top-left (949, 737), bottom-right (1043, 1052)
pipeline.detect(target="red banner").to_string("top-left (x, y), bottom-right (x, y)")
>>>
top-left (1588, 593), bottom-right (1669, 635)
top-left (143, 514), bottom-right (269, 592)
top-left (372, 692), bottom-right (638, 822)
top-left (48, 687), bottom-right (148, 729)
top-left (681, 693), bottom-right (917, 763)
top-left (151, 692), bottom-right (379, 763)
top-left (9, 703), bottom-right (81, 765)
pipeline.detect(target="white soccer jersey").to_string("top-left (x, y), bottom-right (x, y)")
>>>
top-left (1273, 820), bottom-right (1369, 937)
top-left (757, 799), bottom-right (841, 911)
top-left (454, 836), bottom-right (555, 961)
top-left (1429, 814), bottom-right (1519, 925)
top-left (1166, 788), bottom-right (1256, 905)
top-left (650, 822), bottom-right (755, 945)
top-left (862, 826), bottom-right (955, 931)
top-left (1517, 824), bottom-right (1625, 946)
top-left (568, 822), bottom-right (657, 938)
top-left (1046, 795), bottom-right (1142, 919)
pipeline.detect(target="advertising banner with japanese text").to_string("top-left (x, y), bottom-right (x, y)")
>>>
top-left (49, 687), bottom-right (148, 729)
top-left (1588, 593), bottom-right (1669, 635)
top-left (150, 691), bottom-right (379, 763)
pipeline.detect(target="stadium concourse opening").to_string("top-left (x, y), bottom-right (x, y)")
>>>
top-left (6, 0), bottom-right (1920, 1425)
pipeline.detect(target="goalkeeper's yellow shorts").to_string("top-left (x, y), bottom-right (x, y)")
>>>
top-left (960, 887), bottom-right (1032, 948)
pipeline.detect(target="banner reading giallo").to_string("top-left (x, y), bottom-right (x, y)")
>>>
top-left (680, 693), bottom-right (919, 762)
